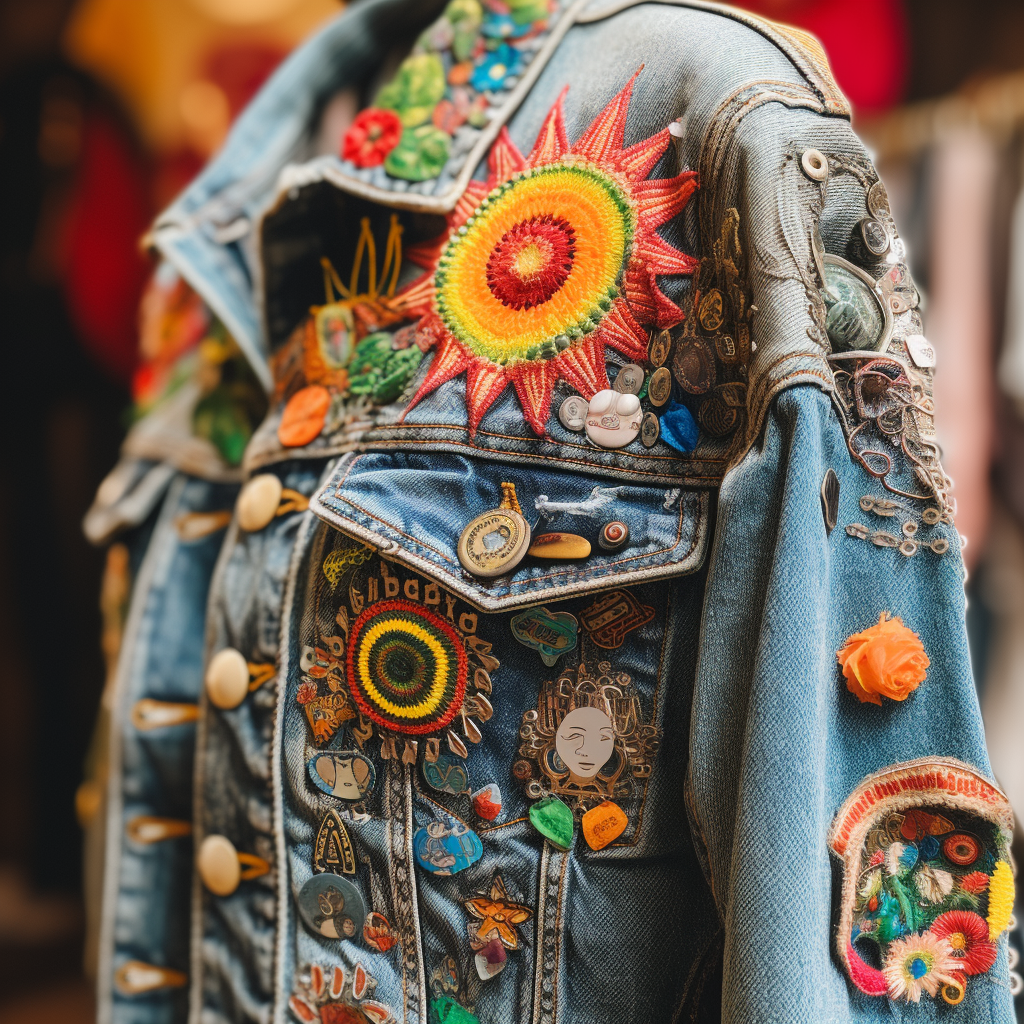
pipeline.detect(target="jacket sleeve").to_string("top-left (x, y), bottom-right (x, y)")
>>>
top-left (690, 385), bottom-right (1015, 1023)
top-left (687, 92), bottom-right (1015, 1022)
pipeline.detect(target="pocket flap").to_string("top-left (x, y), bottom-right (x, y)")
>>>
top-left (309, 452), bottom-right (709, 611)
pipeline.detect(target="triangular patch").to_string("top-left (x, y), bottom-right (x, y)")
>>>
top-left (401, 331), bottom-right (471, 419)
top-left (465, 358), bottom-right (509, 435)
top-left (314, 809), bottom-right (356, 875)
top-left (508, 359), bottom-right (560, 435)
top-left (526, 86), bottom-right (570, 168)
top-left (593, 302), bottom-right (650, 363)
top-left (572, 68), bottom-right (642, 166)
top-left (554, 336), bottom-right (609, 398)
top-left (489, 127), bottom-right (526, 183)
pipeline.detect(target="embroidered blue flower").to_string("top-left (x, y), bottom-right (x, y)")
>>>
top-left (482, 12), bottom-right (531, 40)
top-left (471, 44), bottom-right (522, 91)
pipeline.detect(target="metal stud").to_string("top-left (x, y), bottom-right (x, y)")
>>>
top-left (801, 149), bottom-right (829, 182)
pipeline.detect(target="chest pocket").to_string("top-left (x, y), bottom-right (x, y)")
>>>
top-left (298, 450), bottom-right (709, 853)
top-left (279, 449), bottom-right (712, 1017)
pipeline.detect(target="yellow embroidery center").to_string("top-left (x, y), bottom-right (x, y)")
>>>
top-left (355, 618), bottom-right (449, 720)
top-left (436, 163), bottom-right (632, 363)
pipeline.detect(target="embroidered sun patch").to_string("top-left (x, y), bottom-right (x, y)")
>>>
top-left (398, 67), bottom-right (698, 435)
top-left (829, 758), bottom-right (1015, 1006)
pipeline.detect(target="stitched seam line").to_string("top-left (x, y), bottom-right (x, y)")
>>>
top-left (358, 438), bottom-right (727, 480)
top-left (325, 490), bottom-right (702, 589)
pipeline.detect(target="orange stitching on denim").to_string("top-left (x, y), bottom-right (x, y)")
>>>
top-left (326, 487), bottom-right (705, 586)
top-left (362, 438), bottom-right (727, 483)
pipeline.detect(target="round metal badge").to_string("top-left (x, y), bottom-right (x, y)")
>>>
top-left (647, 367), bottom-right (673, 408)
top-left (458, 508), bottom-right (531, 578)
top-left (698, 289), bottom-right (724, 332)
top-left (640, 411), bottom-right (660, 447)
top-left (297, 874), bottom-right (366, 939)
top-left (557, 395), bottom-right (588, 432)
top-left (648, 330), bottom-right (671, 368)
top-left (612, 364), bottom-right (645, 395)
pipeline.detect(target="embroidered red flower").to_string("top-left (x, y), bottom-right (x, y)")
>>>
top-left (930, 911), bottom-right (997, 976)
top-left (296, 681), bottom-right (318, 705)
top-left (342, 108), bottom-right (403, 168)
top-left (837, 612), bottom-right (930, 705)
top-left (959, 871), bottom-right (990, 895)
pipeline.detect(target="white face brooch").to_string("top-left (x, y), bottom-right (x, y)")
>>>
top-left (555, 706), bottom-right (615, 782)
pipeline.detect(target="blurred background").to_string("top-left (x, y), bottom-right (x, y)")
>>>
top-left (2, 0), bottom-right (1024, 1020)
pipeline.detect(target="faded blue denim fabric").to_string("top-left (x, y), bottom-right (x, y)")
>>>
top-left (691, 387), bottom-right (1010, 1024)
top-left (191, 462), bottom-right (324, 1024)
top-left (87, 1), bottom-right (1016, 1023)
top-left (96, 474), bottom-right (238, 1024)
top-left (263, 457), bottom-right (720, 1024)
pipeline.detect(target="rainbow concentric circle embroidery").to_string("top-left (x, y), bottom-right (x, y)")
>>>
top-left (345, 598), bottom-right (468, 735)
top-left (399, 68), bottom-right (698, 435)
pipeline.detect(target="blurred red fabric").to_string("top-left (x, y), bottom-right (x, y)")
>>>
top-left (738, 0), bottom-right (909, 113)
top-left (61, 109), bottom-right (151, 386)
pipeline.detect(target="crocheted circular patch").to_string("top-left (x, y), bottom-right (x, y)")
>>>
top-left (486, 214), bottom-right (576, 310)
top-left (435, 164), bottom-right (633, 364)
top-left (346, 598), bottom-right (467, 734)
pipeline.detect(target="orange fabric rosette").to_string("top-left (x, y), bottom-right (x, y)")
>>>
top-left (837, 613), bottom-right (930, 705)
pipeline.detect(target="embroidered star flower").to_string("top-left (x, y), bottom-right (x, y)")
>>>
top-left (882, 932), bottom-right (960, 1003)
top-left (463, 874), bottom-right (533, 950)
top-left (931, 911), bottom-right (997, 976)
top-left (398, 67), bottom-right (698, 435)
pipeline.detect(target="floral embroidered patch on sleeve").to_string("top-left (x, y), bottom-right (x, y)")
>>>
top-left (829, 758), bottom-right (1015, 1006)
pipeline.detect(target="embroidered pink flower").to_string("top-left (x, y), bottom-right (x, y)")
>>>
top-left (296, 680), bottom-right (318, 705)
top-left (931, 911), bottom-right (998, 976)
top-left (869, 849), bottom-right (885, 867)
top-left (342, 108), bottom-right (403, 168)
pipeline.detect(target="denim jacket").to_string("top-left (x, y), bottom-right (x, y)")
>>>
top-left (86, 2), bottom-right (1017, 1023)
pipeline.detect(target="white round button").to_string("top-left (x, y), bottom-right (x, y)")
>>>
top-left (237, 474), bottom-right (283, 532)
top-left (205, 648), bottom-right (249, 710)
top-left (197, 834), bottom-right (241, 896)
top-left (585, 390), bottom-right (642, 449)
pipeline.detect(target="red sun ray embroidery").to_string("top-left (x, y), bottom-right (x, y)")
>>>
top-left (398, 67), bottom-right (698, 437)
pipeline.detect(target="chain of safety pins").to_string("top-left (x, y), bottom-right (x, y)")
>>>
top-left (846, 495), bottom-right (953, 558)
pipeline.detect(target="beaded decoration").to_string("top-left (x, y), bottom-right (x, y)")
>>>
top-left (288, 963), bottom-right (393, 1024)
top-left (398, 67), bottom-right (698, 435)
